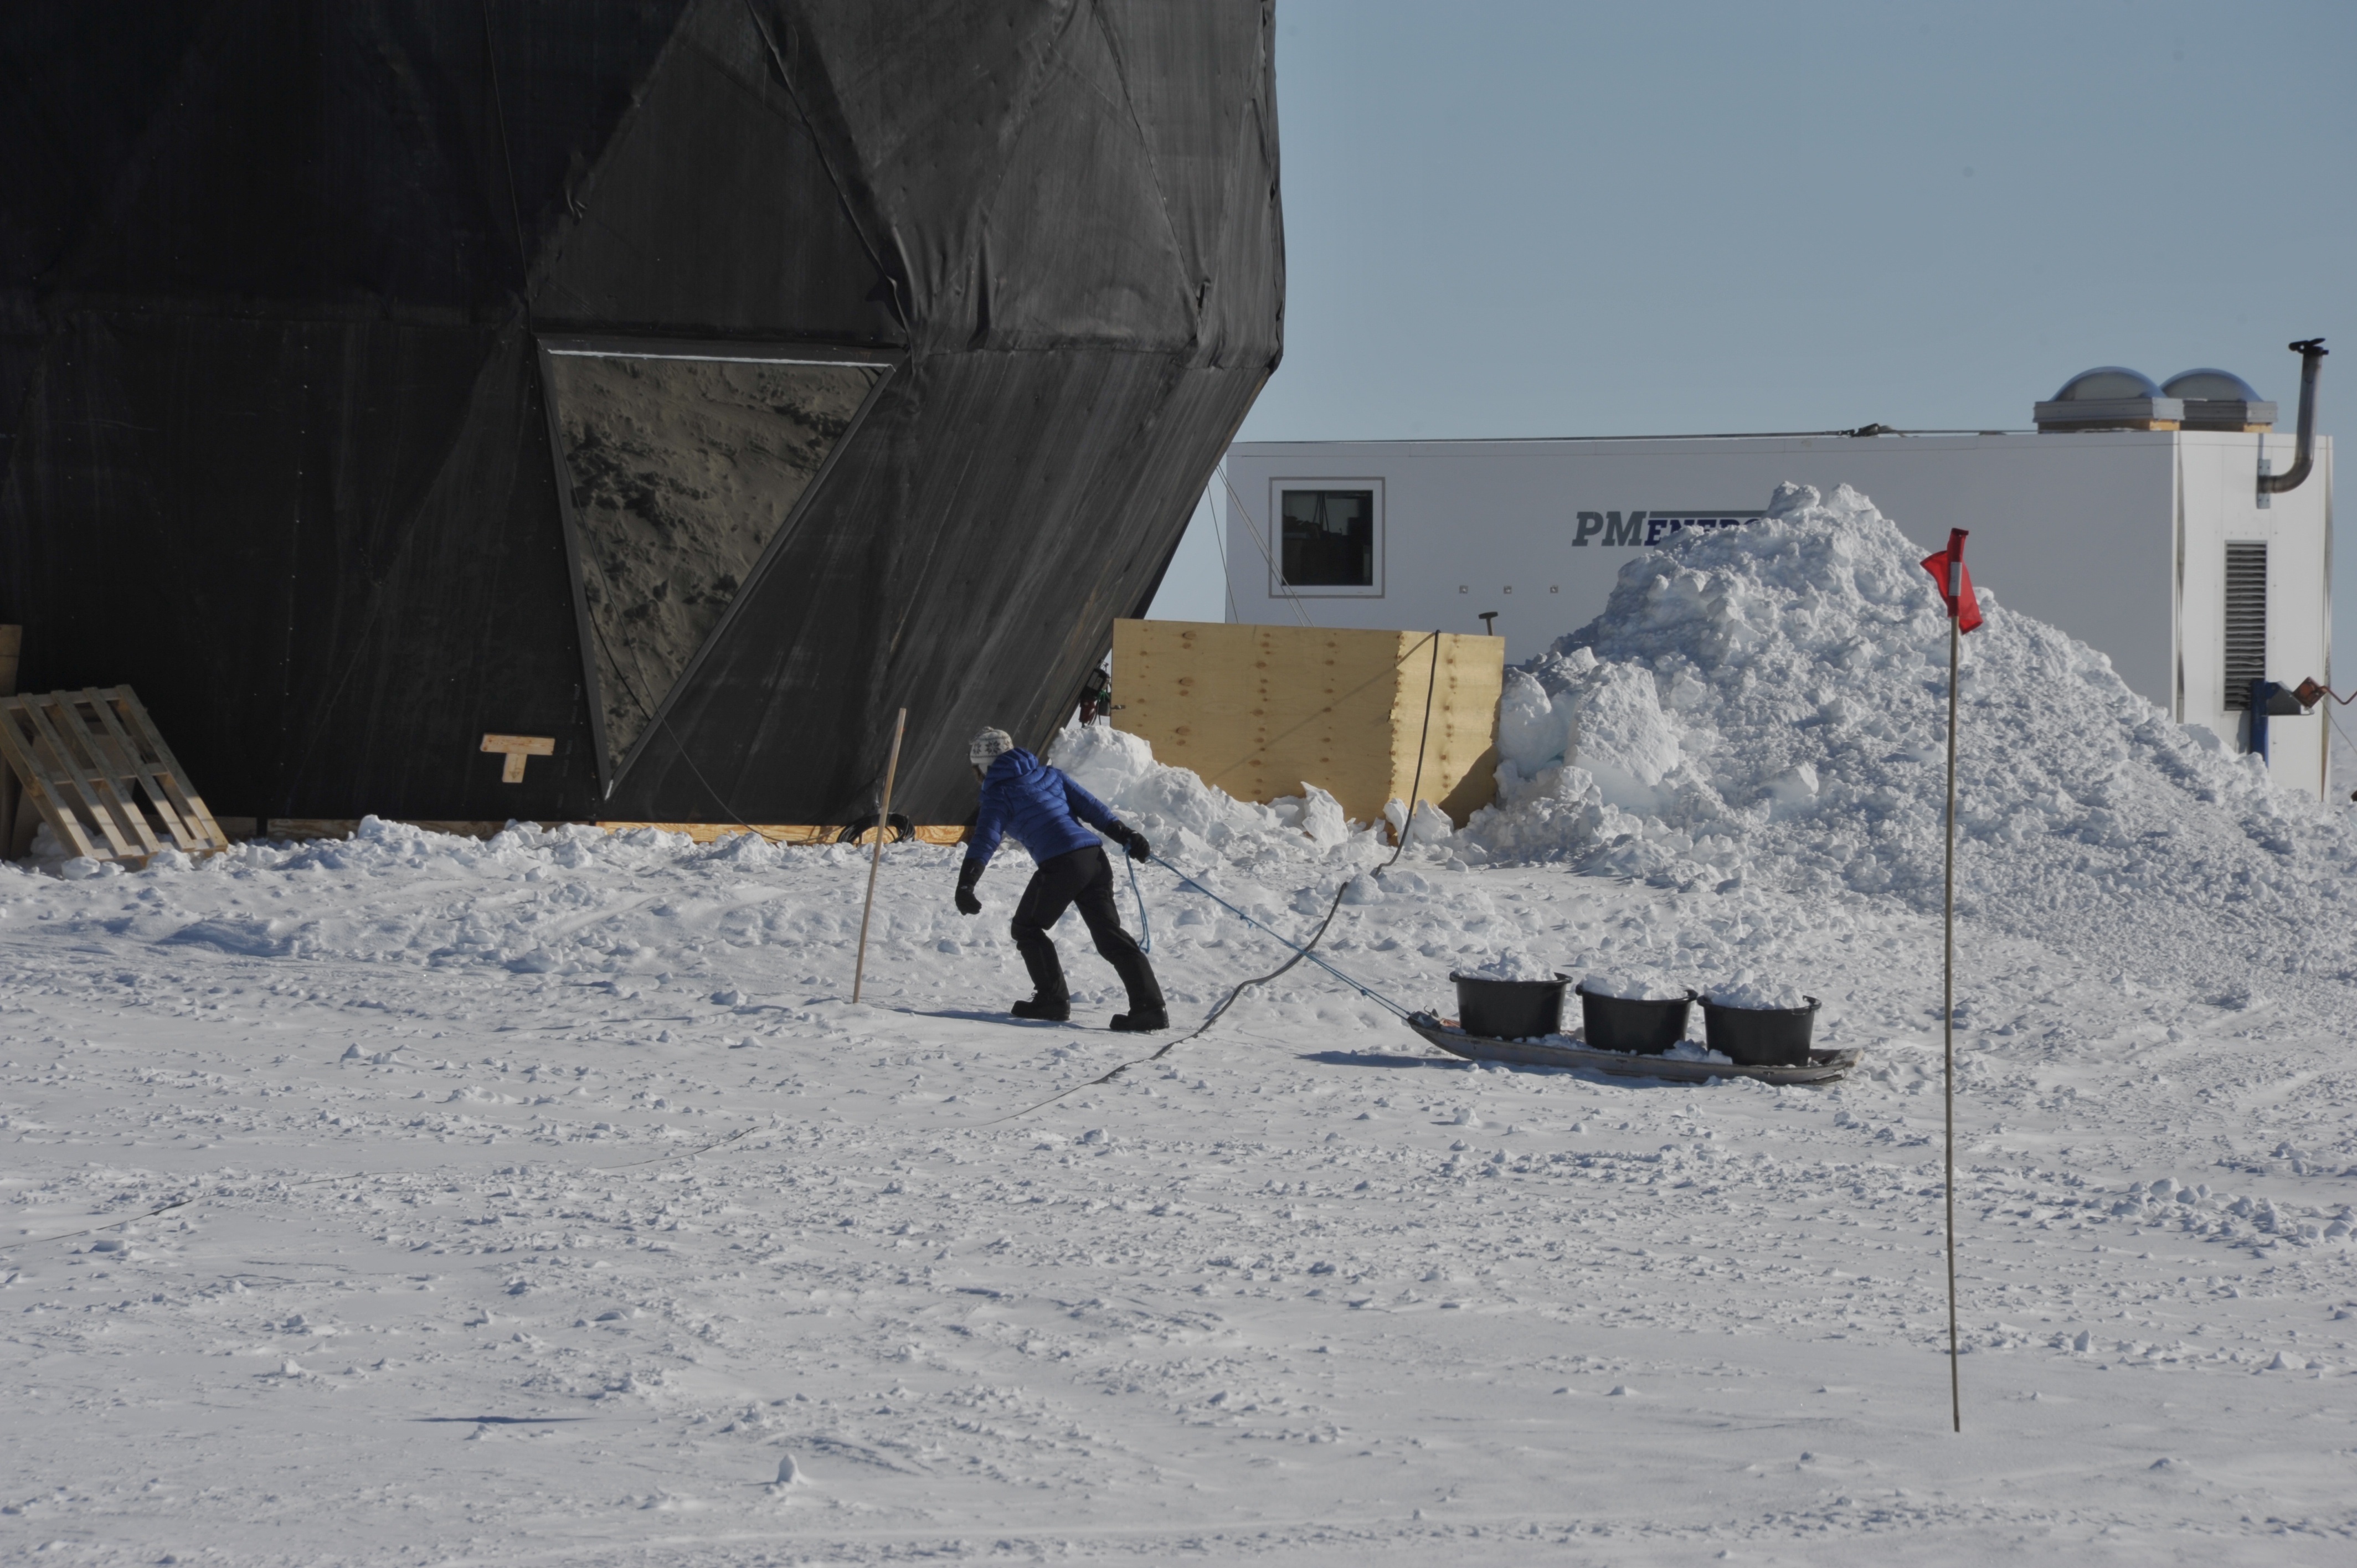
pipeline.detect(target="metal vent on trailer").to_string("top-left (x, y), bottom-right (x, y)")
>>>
top-left (2224, 541), bottom-right (2267, 709)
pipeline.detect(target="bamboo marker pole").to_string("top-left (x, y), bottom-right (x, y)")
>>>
top-left (1942, 595), bottom-right (1963, 1434)
top-left (850, 707), bottom-right (908, 1005)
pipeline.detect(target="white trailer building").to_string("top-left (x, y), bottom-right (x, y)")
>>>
top-left (1222, 362), bottom-right (2334, 798)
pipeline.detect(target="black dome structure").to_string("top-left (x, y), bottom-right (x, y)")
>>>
top-left (0, 1), bottom-right (1283, 827)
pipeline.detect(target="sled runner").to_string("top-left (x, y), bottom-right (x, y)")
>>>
top-left (1407, 1013), bottom-right (1861, 1085)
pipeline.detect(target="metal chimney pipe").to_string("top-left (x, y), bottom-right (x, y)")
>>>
top-left (2259, 338), bottom-right (2327, 494)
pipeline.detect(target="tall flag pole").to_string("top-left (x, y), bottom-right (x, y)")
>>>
top-left (1921, 529), bottom-right (1982, 1434)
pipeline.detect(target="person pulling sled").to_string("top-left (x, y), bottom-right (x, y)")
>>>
top-left (955, 728), bottom-right (1167, 1031)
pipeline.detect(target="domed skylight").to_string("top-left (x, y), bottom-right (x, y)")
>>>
top-left (2051, 367), bottom-right (2163, 401)
top-left (2162, 368), bottom-right (2263, 402)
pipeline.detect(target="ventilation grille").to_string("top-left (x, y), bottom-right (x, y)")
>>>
top-left (2224, 541), bottom-right (2267, 709)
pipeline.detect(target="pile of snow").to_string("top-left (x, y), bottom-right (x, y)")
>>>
top-left (1052, 723), bottom-right (1459, 864)
top-left (1459, 481), bottom-right (2357, 980)
top-left (1049, 723), bottom-right (1300, 849)
top-left (1577, 968), bottom-right (1691, 1002)
top-left (1383, 796), bottom-right (1458, 847)
top-left (1458, 951), bottom-right (1558, 982)
top-left (1495, 647), bottom-right (1681, 814)
top-left (1705, 971), bottom-right (1813, 1010)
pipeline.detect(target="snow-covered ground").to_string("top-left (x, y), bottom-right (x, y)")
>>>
top-left (7, 490), bottom-right (2357, 1565)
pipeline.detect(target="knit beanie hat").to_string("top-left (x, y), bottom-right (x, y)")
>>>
top-left (968, 727), bottom-right (1015, 766)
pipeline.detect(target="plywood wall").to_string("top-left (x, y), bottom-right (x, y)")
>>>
top-left (1393, 628), bottom-right (1509, 826)
top-left (1110, 620), bottom-right (1502, 827)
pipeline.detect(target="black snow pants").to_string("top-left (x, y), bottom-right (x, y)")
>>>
top-left (1010, 844), bottom-right (1163, 1011)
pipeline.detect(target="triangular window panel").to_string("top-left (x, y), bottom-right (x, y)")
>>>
top-left (541, 345), bottom-right (884, 776)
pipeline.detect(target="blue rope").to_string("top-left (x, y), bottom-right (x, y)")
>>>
top-left (1149, 853), bottom-right (1414, 1019)
top-left (1125, 852), bottom-right (1152, 954)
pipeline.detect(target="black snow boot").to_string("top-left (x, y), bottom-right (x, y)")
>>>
top-left (1011, 996), bottom-right (1071, 1023)
top-left (1110, 1007), bottom-right (1169, 1033)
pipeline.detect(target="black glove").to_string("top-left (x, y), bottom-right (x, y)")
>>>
top-left (1112, 823), bottom-right (1150, 863)
top-left (954, 858), bottom-right (983, 916)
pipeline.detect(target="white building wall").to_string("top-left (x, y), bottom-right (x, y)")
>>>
top-left (1223, 432), bottom-right (2332, 798)
top-left (2174, 435), bottom-right (2335, 796)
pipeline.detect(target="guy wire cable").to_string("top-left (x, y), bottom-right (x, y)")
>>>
top-left (1218, 465), bottom-right (1316, 629)
top-left (1210, 469), bottom-right (1240, 625)
top-left (588, 604), bottom-right (790, 843)
top-left (2325, 703), bottom-right (2357, 791)
top-left (975, 631), bottom-right (1447, 1127)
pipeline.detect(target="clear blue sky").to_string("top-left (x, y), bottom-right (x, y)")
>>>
top-left (1149, 0), bottom-right (2357, 658)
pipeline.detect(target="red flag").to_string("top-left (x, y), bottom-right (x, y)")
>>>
top-left (1921, 528), bottom-right (1983, 633)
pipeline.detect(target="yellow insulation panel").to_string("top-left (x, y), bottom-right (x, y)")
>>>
top-left (1110, 619), bottom-right (1503, 827)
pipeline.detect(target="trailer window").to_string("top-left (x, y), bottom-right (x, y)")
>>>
top-left (2224, 541), bottom-right (2267, 709)
top-left (1280, 489), bottom-right (1376, 587)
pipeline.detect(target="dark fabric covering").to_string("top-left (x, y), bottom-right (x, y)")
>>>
top-left (0, 0), bottom-right (1280, 823)
top-left (4, 316), bottom-right (600, 818)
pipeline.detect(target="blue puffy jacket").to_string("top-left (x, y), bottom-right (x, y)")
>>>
top-left (966, 749), bottom-right (1120, 871)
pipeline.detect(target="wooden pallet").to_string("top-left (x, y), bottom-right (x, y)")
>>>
top-left (0, 687), bottom-right (229, 865)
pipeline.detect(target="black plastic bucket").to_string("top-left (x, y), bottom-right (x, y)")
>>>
top-left (1452, 974), bottom-right (1569, 1040)
top-left (1701, 996), bottom-right (1820, 1066)
top-left (1575, 987), bottom-right (1697, 1055)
